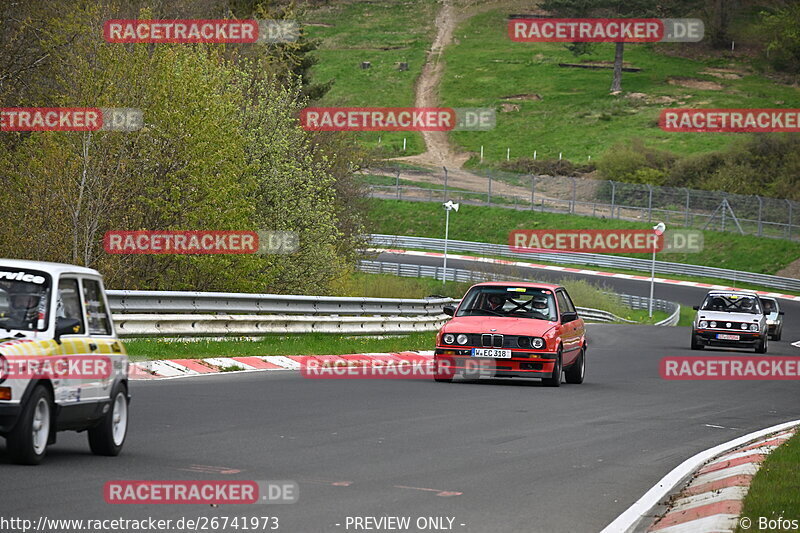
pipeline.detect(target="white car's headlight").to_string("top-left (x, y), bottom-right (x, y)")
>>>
top-left (699, 320), bottom-right (708, 328)
top-left (457, 334), bottom-right (469, 345)
top-left (741, 323), bottom-right (748, 330)
top-left (443, 334), bottom-right (455, 345)
top-left (710, 321), bottom-right (717, 328)
top-left (750, 324), bottom-right (759, 332)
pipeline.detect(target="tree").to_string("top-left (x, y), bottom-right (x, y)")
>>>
top-left (0, 0), bottom-right (365, 294)
top-left (540, 0), bottom-right (703, 92)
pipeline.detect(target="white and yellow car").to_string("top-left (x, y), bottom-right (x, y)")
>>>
top-left (0, 259), bottom-right (129, 464)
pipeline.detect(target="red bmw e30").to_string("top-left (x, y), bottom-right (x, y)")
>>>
top-left (434, 282), bottom-right (586, 386)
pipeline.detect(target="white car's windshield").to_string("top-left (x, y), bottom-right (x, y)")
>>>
top-left (700, 294), bottom-right (762, 314)
top-left (0, 268), bottom-right (51, 331)
top-left (457, 286), bottom-right (557, 320)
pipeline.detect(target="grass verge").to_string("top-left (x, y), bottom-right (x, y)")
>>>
top-left (736, 430), bottom-right (800, 533)
top-left (125, 332), bottom-right (437, 360)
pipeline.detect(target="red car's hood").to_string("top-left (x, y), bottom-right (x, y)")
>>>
top-left (442, 316), bottom-right (557, 336)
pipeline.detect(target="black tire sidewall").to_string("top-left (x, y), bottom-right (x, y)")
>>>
top-left (88, 383), bottom-right (128, 456)
top-left (8, 385), bottom-right (52, 465)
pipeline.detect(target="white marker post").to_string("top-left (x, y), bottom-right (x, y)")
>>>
top-left (442, 200), bottom-right (460, 285)
top-left (650, 222), bottom-right (666, 318)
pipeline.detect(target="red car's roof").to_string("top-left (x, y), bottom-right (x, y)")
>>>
top-left (469, 281), bottom-right (562, 290)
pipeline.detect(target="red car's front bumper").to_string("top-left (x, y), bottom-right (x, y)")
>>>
top-left (434, 348), bottom-right (558, 379)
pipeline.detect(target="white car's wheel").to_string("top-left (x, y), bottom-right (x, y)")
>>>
top-left (7, 385), bottom-right (52, 465)
top-left (88, 383), bottom-right (128, 456)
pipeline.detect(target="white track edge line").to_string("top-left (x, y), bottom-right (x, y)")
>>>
top-left (598, 419), bottom-right (800, 533)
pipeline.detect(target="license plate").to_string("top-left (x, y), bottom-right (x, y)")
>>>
top-left (471, 348), bottom-right (512, 358)
top-left (716, 334), bottom-right (740, 340)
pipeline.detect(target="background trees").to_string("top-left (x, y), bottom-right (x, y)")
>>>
top-left (0, 0), bottom-right (366, 293)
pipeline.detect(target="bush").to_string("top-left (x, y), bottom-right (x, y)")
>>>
top-left (499, 157), bottom-right (595, 176)
top-left (597, 139), bottom-right (675, 183)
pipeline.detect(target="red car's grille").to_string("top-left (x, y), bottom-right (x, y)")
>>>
top-left (481, 334), bottom-right (504, 348)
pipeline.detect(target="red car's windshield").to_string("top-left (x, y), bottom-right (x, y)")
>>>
top-left (457, 286), bottom-right (557, 321)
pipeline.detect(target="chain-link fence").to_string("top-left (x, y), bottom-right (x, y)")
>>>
top-left (367, 167), bottom-right (799, 241)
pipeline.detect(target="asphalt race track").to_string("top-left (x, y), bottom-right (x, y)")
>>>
top-left (1, 253), bottom-right (798, 533)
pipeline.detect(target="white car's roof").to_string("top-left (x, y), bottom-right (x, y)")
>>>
top-left (0, 258), bottom-right (101, 278)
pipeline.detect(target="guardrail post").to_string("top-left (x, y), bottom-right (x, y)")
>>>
top-left (787, 199), bottom-right (793, 240)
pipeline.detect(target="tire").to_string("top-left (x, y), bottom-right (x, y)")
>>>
top-left (564, 347), bottom-right (585, 385)
top-left (690, 332), bottom-right (704, 350)
top-left (88, 383), bottom-right (128, 456)
top-left (775, 327), bottom-right (782, 342)
top-left (755, 335), bottom-right (768, 354)
top-left (542, 350), bottom-right (562, 387)
top-left (7, 385), bottom-right (52, 465)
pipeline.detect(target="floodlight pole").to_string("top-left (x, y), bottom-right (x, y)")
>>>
top-left (443, 207), bottom-right (450, 285)
top-left (649, 222), bottom-right (666, 318)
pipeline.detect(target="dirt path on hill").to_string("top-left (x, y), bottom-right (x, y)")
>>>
top-left (391, 0), bottom-right (471, 169)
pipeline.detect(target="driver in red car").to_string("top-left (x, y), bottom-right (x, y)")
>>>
top-left (484, 294), bottom-right (505, 311)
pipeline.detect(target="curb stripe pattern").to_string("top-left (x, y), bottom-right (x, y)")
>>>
top-left (129, 351), bottom-right (436, 380)
top-left (377, 249), bottom-right (800, 302)
top-left (646, 429), bottom-right (796, 533)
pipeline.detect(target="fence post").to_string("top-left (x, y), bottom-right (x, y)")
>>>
top-left (530, 175), bottom-right (536, 211)
top-left (684, 188), bottom-right (690, 227)
top-left (610, 181), bottom-right (617, 219)
top-left (395, 169), bottom-right (401, 199)
top-left (647, 184), bottom-right (653, 223)
top-left (757, 196), bottom-right (763, 237)
top-left (443, 166), bottom-right (448, 201)
top-left (787, 199), bottom-right (793, 239)
top-left (570, 176), bottom-right (576, 214)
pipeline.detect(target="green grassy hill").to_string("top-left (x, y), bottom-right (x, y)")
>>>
top-left (304, 1), bottom-right (800, 164)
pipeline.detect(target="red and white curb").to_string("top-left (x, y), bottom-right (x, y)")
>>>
top-left (375, 249), bottom-right (800, 303)
top-left (129, 351), bottom-right (435, 380)
top-left (646, 428), bottom-right (796, 533)
top-left (600, 420), bottom-right (800, 533)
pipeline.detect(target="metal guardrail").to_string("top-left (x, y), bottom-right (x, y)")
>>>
top-left (107, 291), bottom-right (456, 338)
top-left (369, 234), bottom-right (800, 293)
top-left (107, 281), bottom-right (677, 338)
top-left (357, 260), bottom-right (680, 326)
top-left (107, 290), bottom-right (452, 316)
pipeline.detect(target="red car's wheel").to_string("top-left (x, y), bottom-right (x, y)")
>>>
top-left (542, 349), bottom-right (562, 387)
top-left (564, 346), bottom-right (585, 384)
